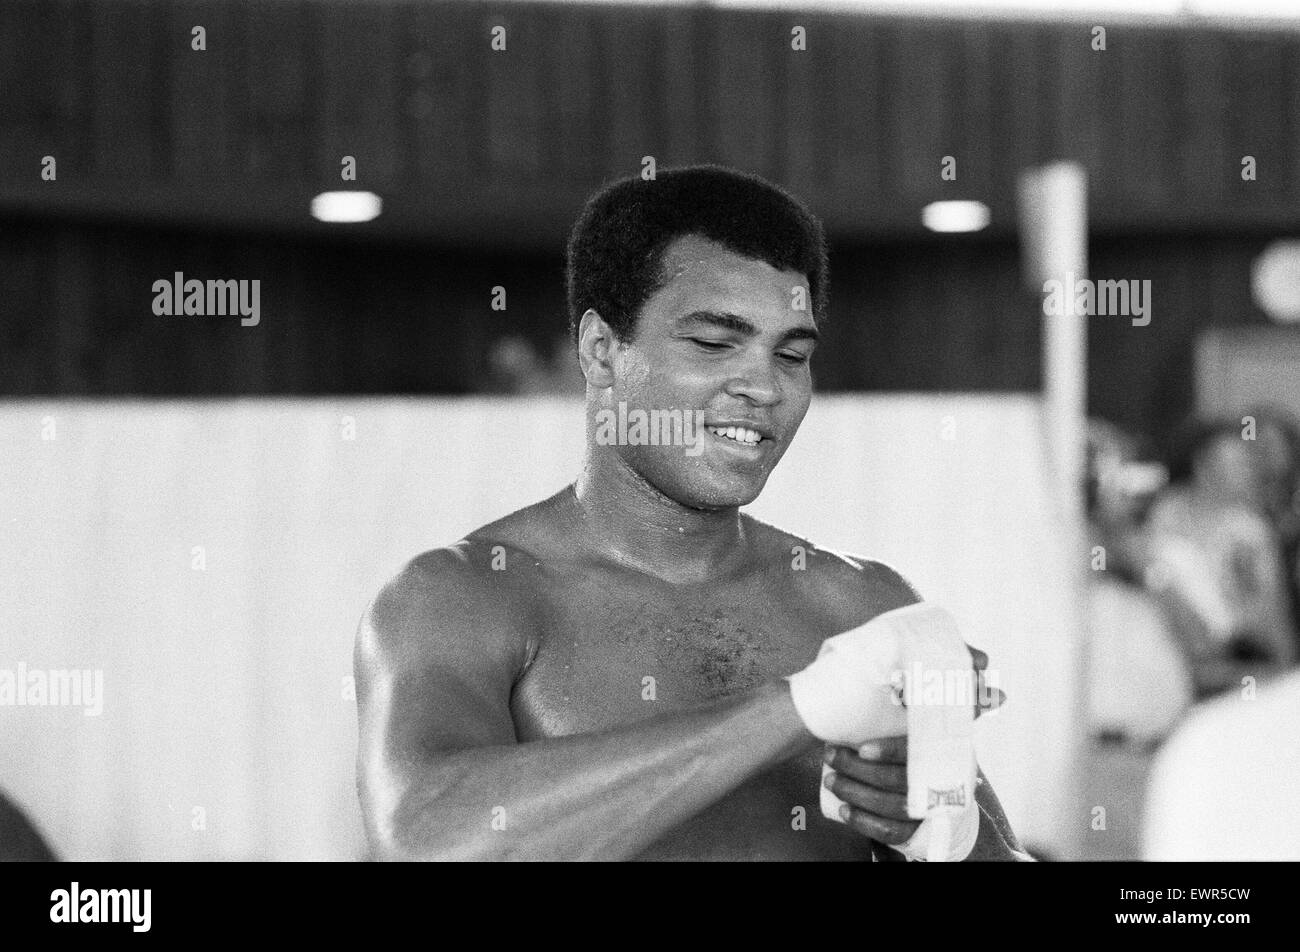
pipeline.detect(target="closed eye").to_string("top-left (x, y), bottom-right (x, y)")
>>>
top-left (688, 338), bottom-right (810, 364)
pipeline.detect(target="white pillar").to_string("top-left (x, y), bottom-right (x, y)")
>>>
top-left (1017, 161), bottom-right (1089, 859)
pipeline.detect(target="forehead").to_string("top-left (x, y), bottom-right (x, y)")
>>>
top-left (653, 234), bottom-right (809, 301)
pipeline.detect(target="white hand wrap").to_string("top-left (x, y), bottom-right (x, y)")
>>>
top-left (787, 601), bottom-right (951, 745)
top-left (791, 602), bottom-right (982, 862)
top-left (895, 799), bottom-right (981, 862)
top-left (785, 606), bottom-right (909, 749)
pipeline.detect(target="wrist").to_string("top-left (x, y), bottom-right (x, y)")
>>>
top-left (763, 678), bottom-right (821, 752)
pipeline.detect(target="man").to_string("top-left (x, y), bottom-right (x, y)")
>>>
top-left (1146, 418), bottom-right (1297, 697)
top-left (1144, 668), bottom-right (1300, 860)
top-left (355, 165), bottom-right (1025, 861)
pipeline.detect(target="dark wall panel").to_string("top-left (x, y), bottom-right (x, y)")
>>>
top-left (3, 1), bottom-right (1300, 234)
top-left (3, 0), bottom-right (1299, 447)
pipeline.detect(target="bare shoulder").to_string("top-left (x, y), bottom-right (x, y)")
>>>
top-left (355, 493), bottom-right (572, 679)
top-left (355, 543), bottom-right (521, 672)
top-left (742, 514), bottom-right (921, 623)
top-left (818, 548), bottom-right (922, 606)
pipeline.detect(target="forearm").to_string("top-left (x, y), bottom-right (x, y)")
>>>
top-left (963, 808), bottom-right (1032, 861)
top-left (962, 772), bottom-right (1031, 861)
top-left (380, 680), bottom-right (815, 861)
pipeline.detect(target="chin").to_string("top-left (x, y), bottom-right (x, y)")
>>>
top-left (670, 474), bottom-right (768, 511)
top-left (623, 446), bottom-right (772, 510)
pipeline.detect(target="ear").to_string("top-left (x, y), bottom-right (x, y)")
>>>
top-left (576, 308), bottom-right (617, 388)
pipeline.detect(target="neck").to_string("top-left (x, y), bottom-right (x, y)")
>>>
top-left (569, 446), bottom-right (747, 584)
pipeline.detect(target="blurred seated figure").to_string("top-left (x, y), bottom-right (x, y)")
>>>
top-left (1085, 420), bottom-right (1192, 745)
top-left (1144, 418), bottom-right (1297, 698)
top-left (1144, 668), bottom-right (1300, 860)
top-left (1086, 418), bottom-right (1164, 577)
top-left (1247, 406), bottom-right (1300, 653)
top-left (0, 788), bottom-right (57, 861)
top-left (1087, 580), bottom-right (1192, 747)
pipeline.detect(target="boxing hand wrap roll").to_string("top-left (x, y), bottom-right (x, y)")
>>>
top-left (790, 602), bottom-right (981, 862)
top-left (785, 605), bottom-right (913, 745)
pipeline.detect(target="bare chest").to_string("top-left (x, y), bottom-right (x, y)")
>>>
top-left (510, 577), bottom-right (832, 739)
top-left (501, 562), bottom-right (880, 860)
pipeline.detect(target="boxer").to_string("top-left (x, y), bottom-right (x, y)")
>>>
top-left (355, 165), bottom-right (1026, 861)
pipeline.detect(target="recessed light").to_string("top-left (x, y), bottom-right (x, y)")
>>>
top-left (310, 191), bottom-right (382, 223)
top-left (922, 200), bottom-right (990, 233)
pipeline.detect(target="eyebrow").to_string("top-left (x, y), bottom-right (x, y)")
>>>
top-left (676, 310), bottom-right (820, 344)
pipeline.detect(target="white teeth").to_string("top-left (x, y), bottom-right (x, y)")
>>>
top-left (709, 425), bottom-right (762, 445)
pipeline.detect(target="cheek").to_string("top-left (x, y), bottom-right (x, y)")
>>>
top-left (781, 384), bottom-right (812, 430)
top-left (613, 349), bottom-right (653, 395)
top-left (790, 384), bottom-right (812, 418)
top-left (617, 354), bottom-right (709, 405)
top-left (614, 348), bottom-right (706, 407)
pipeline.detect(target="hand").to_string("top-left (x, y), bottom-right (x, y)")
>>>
top-left (788, 603), bottom-right (997, 745)
top-left (965, 645), bottom-right (1006, 717)
top-left (825, 644), bottom-right (1005, 852)
top-left (889, 642), bottom-right (1005, 718)
top-left (823, 735), bottom-right (919, 848)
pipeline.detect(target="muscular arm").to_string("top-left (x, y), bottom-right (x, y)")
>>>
top-left (355, 549), bottom-right (818, 861)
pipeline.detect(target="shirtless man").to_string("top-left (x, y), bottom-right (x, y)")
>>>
top-left (355, 165), bottom-right (1026, 861)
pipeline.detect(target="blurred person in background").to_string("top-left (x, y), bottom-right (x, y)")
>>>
top-left (1142, 417), bottom-right (1297, 698)
top-left (1144, 667), bottom-right (1300, 860)
top-left (1084, 419), bottom-right (1192, 747)
top-left (1247, 406), bottom-right (1300, 653)
top-left (1086, 419), bottom-right (1163, 579)
top-left (0, 789), bottom-right (57, 862)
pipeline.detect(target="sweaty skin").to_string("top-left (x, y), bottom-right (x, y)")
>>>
top-left (355, 235), bottom-right (1025, 861)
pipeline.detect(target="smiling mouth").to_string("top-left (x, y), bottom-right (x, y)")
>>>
top-left (706, 425), bottom-right (766, 447)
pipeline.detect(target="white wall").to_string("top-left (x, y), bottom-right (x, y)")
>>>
top-left (0, 394), bottom-right (1079, 859)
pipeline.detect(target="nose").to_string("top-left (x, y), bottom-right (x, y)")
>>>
top-left (722, 354), bottom-right (782, 407)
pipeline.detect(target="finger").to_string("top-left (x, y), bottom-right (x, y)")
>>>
top-left (980, 686), bottom-right (1007, 711)
top-left (839, 804), bottom-right (921, 845)
top-left (825, 772), bottom-right (911, 821)
top-left (966, 645), bottom-right (989, 671)
top-left (824, 747), bottom-right (908, 792)
top-left (971, 661), bottom-right (1007, 719)
top-left (856, 735), bottom-right (907, 764)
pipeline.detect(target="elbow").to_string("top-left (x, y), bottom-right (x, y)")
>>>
top-left (364, 808), bottom-right (423, 862)
top-left (367, 795), bottom-right (503, 862)
top-left (365, 797), bottom-right (445, 861)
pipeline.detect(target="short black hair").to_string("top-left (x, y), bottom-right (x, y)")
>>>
top-left (565, 164), bottom-right (828, 344)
